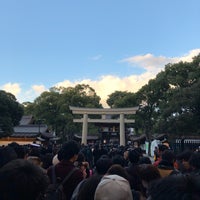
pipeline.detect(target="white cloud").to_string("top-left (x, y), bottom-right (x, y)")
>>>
top-left (0, 83), bottom-right (21, 97)
top-left (0, 83), bottom-right (47, 103)
top-left (121, 48), bottom-right (200, 74)
top-left (32, 85), bottom-right (47, 95)
top-left (56, 49), bottom-right (200, 107)
top-left (1, 49), bottom-right (200, 107)
top-left (55, 72), bottom-right (154, 107)
top-left (18, 85), bottom-right (48, 102)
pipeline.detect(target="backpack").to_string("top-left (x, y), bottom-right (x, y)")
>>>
top-left (44, 166), bottom-right (78, 200)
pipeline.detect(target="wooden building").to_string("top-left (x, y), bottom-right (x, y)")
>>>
top-left (0, 115), bottom-right (54, 146)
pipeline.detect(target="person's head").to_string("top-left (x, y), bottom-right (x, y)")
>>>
top-left (138, 156), bottom-right (152, 165)
top-left (58, 140), bottom-right (80, 161)
top-left (0, 159), bottom-right (49, 200)
top-left (0, 146), bottom-right (18, 168)
top-left (95, 155), bottom-right (112, 175)
top-left (158, 144), bottom-right (168, 156)
top-left (94, 174), bottom-right (133, 200)
top-left (77, 175), bottom-right (103, 200)
top-left (128, 148), bottom-right (141, 164)
top-left (76, 152), bottom-right (86, 163)
top-left (176, 150), bottom-right (193, 172)
top-left (160, 150), bottom-right (176, 166)
top-left (107, 164), bottom-right (129, 180)
top-left (8, 142), bottom-right (28, 159)
top-left (27, 156), bottom-right (43, 167)
top-left (112, 154), bottom-right (126, 167)
top-left (139, 164), bottom-right (161, 189)
top-left (148, 175), bottom-right (200, 200)
top-left (95, 156), bottom-right (113, 175)
top-left (189, 152), bottom-right (200, 170)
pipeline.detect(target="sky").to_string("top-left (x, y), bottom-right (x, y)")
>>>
top-left (0, 0), bottom-right (200, 107)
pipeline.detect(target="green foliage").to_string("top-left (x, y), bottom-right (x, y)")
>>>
top-left (0, 90), bottom-right (24, 137)
top-left (24, 84), bottom-right (102, 142)
top-left (137, 54), bottom-right (200, 137)
top-left (106, 54), bottom-right (200, 138)
top-left (107, 91), bottom-right (137, 108)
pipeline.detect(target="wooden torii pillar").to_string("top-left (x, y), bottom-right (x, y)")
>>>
top-left (69, 106), bottom-right (138, 146)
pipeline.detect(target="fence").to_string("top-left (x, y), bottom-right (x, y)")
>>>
top-left (172, 138), bottom-right (200, 153)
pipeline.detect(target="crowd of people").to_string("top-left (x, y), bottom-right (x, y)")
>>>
top-left (0, 140), bottom-right (200, 200)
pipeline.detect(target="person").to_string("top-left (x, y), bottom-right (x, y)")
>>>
top-left (0, 145), bottom-right (18, 168)
top-left (74, 152), bottom-right (90, 178)
top-left (94, 174), bottom-right (133, 200)
top-left (157, 150), bottom-right (180, 177)
top-left (188, 151), bottom-right (200, 176)
top-left (153, 146), bottom-right (159, 161)
top-left (138, 156), bottom-right (152, 165)
top-left (73, 174), bottom-right (103, 200)
top-left (106, 164), bottom-right (129, 180)
top-left (71, 154), bottom-right (113, 200)
top-left (8, 142), bottom-right (28, 159)
top-left (148, 174), bottom-right (200, 200)
top-left (153, 144), bottom-right (169, 167)
top-left (125, 148), bottom-right (144, 193)
top-left (93, 154), bottom-right (113, 175)
top-left (47, 140), bottom-right (84, 200)
top-left (0, 159), bottom-right (49, 200)
top-left (139, 164), bottom-right (161, 198)
top-left (93, 144), bottom-right (108, 167)
top-left (112, 154), bottom-right (127, 167)
top-left (175, 149), bottom-right (193, 174)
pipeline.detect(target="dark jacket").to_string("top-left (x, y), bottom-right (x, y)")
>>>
top-left (47, 160), bottom-right (84, 200)
top-left (125, 163), bottom-right (144, 192)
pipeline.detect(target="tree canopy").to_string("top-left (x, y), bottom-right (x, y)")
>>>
top-left (106, 54), bottom-right (200, 138)
top-left (0, 90), bottom-right (24, 137)
top-left (23, 84), bottom-right (102, 141)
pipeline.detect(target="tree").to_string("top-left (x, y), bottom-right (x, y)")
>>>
top-left (157, 54), bottom-right (200, 136)
top-left (0, 90), bottom-right (24, 137)
top-left (107, 91), bottom-right (137, 108)
top-left (24, 84), bottom-right (102, 141)
top-left (135, 71), bottom-right (170, 139)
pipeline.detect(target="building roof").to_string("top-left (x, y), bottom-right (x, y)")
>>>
top-left (74, 134), bottom-right (99, 140)
top-left (11, 116), bottom-right (54, 139)
top-left (19, 115), bottom-right (33, 125)
top-left (14, 124), bottom-right (47, 134)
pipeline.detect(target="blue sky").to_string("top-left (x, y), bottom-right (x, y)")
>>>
top-left (0, 0), bottom-right (200, 107)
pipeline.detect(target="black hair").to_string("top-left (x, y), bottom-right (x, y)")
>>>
top-left (95, 156), bottom-right (113, 175)
top-left (0, 159), bottom-right (49, 200)
top-left (158, 144), bottom-right (168, 152)
top-left (112, 154), bottom-right (126, 167)
top-left (189, 152), bottom-right (200, 169)
top-left (176, 150), bottom-right (193, 161)
top-left (161, 150), bottom-right (176, 165)
top-left (138, 156), bottom-right (152, 165)
top-left (128, 148), bottom-right (141, 164)
top-left (148, 175), bottom-right (200, 200)
top-left (0, 146), bottom-right (18, 167)
top-left (58, 140), bottom-right (80, 161)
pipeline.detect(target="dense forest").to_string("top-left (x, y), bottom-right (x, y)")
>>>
top-left (1, 54), bottom-right (200, 141)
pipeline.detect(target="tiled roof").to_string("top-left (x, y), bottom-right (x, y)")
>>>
top-left (74, 134), bottom-right (99, 140)
top-left (19, 115), bottom-right (33, 125)
top-left (14, 124), bottom-right (48, 134)
top-left (12, 124), bottom-right (54, 139)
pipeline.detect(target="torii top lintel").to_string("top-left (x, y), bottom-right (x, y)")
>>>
top-left (69, 106), bottom-right (139, 115)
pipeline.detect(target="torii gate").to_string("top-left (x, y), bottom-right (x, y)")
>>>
top-left (69, 106), bottom-right (138, 146)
